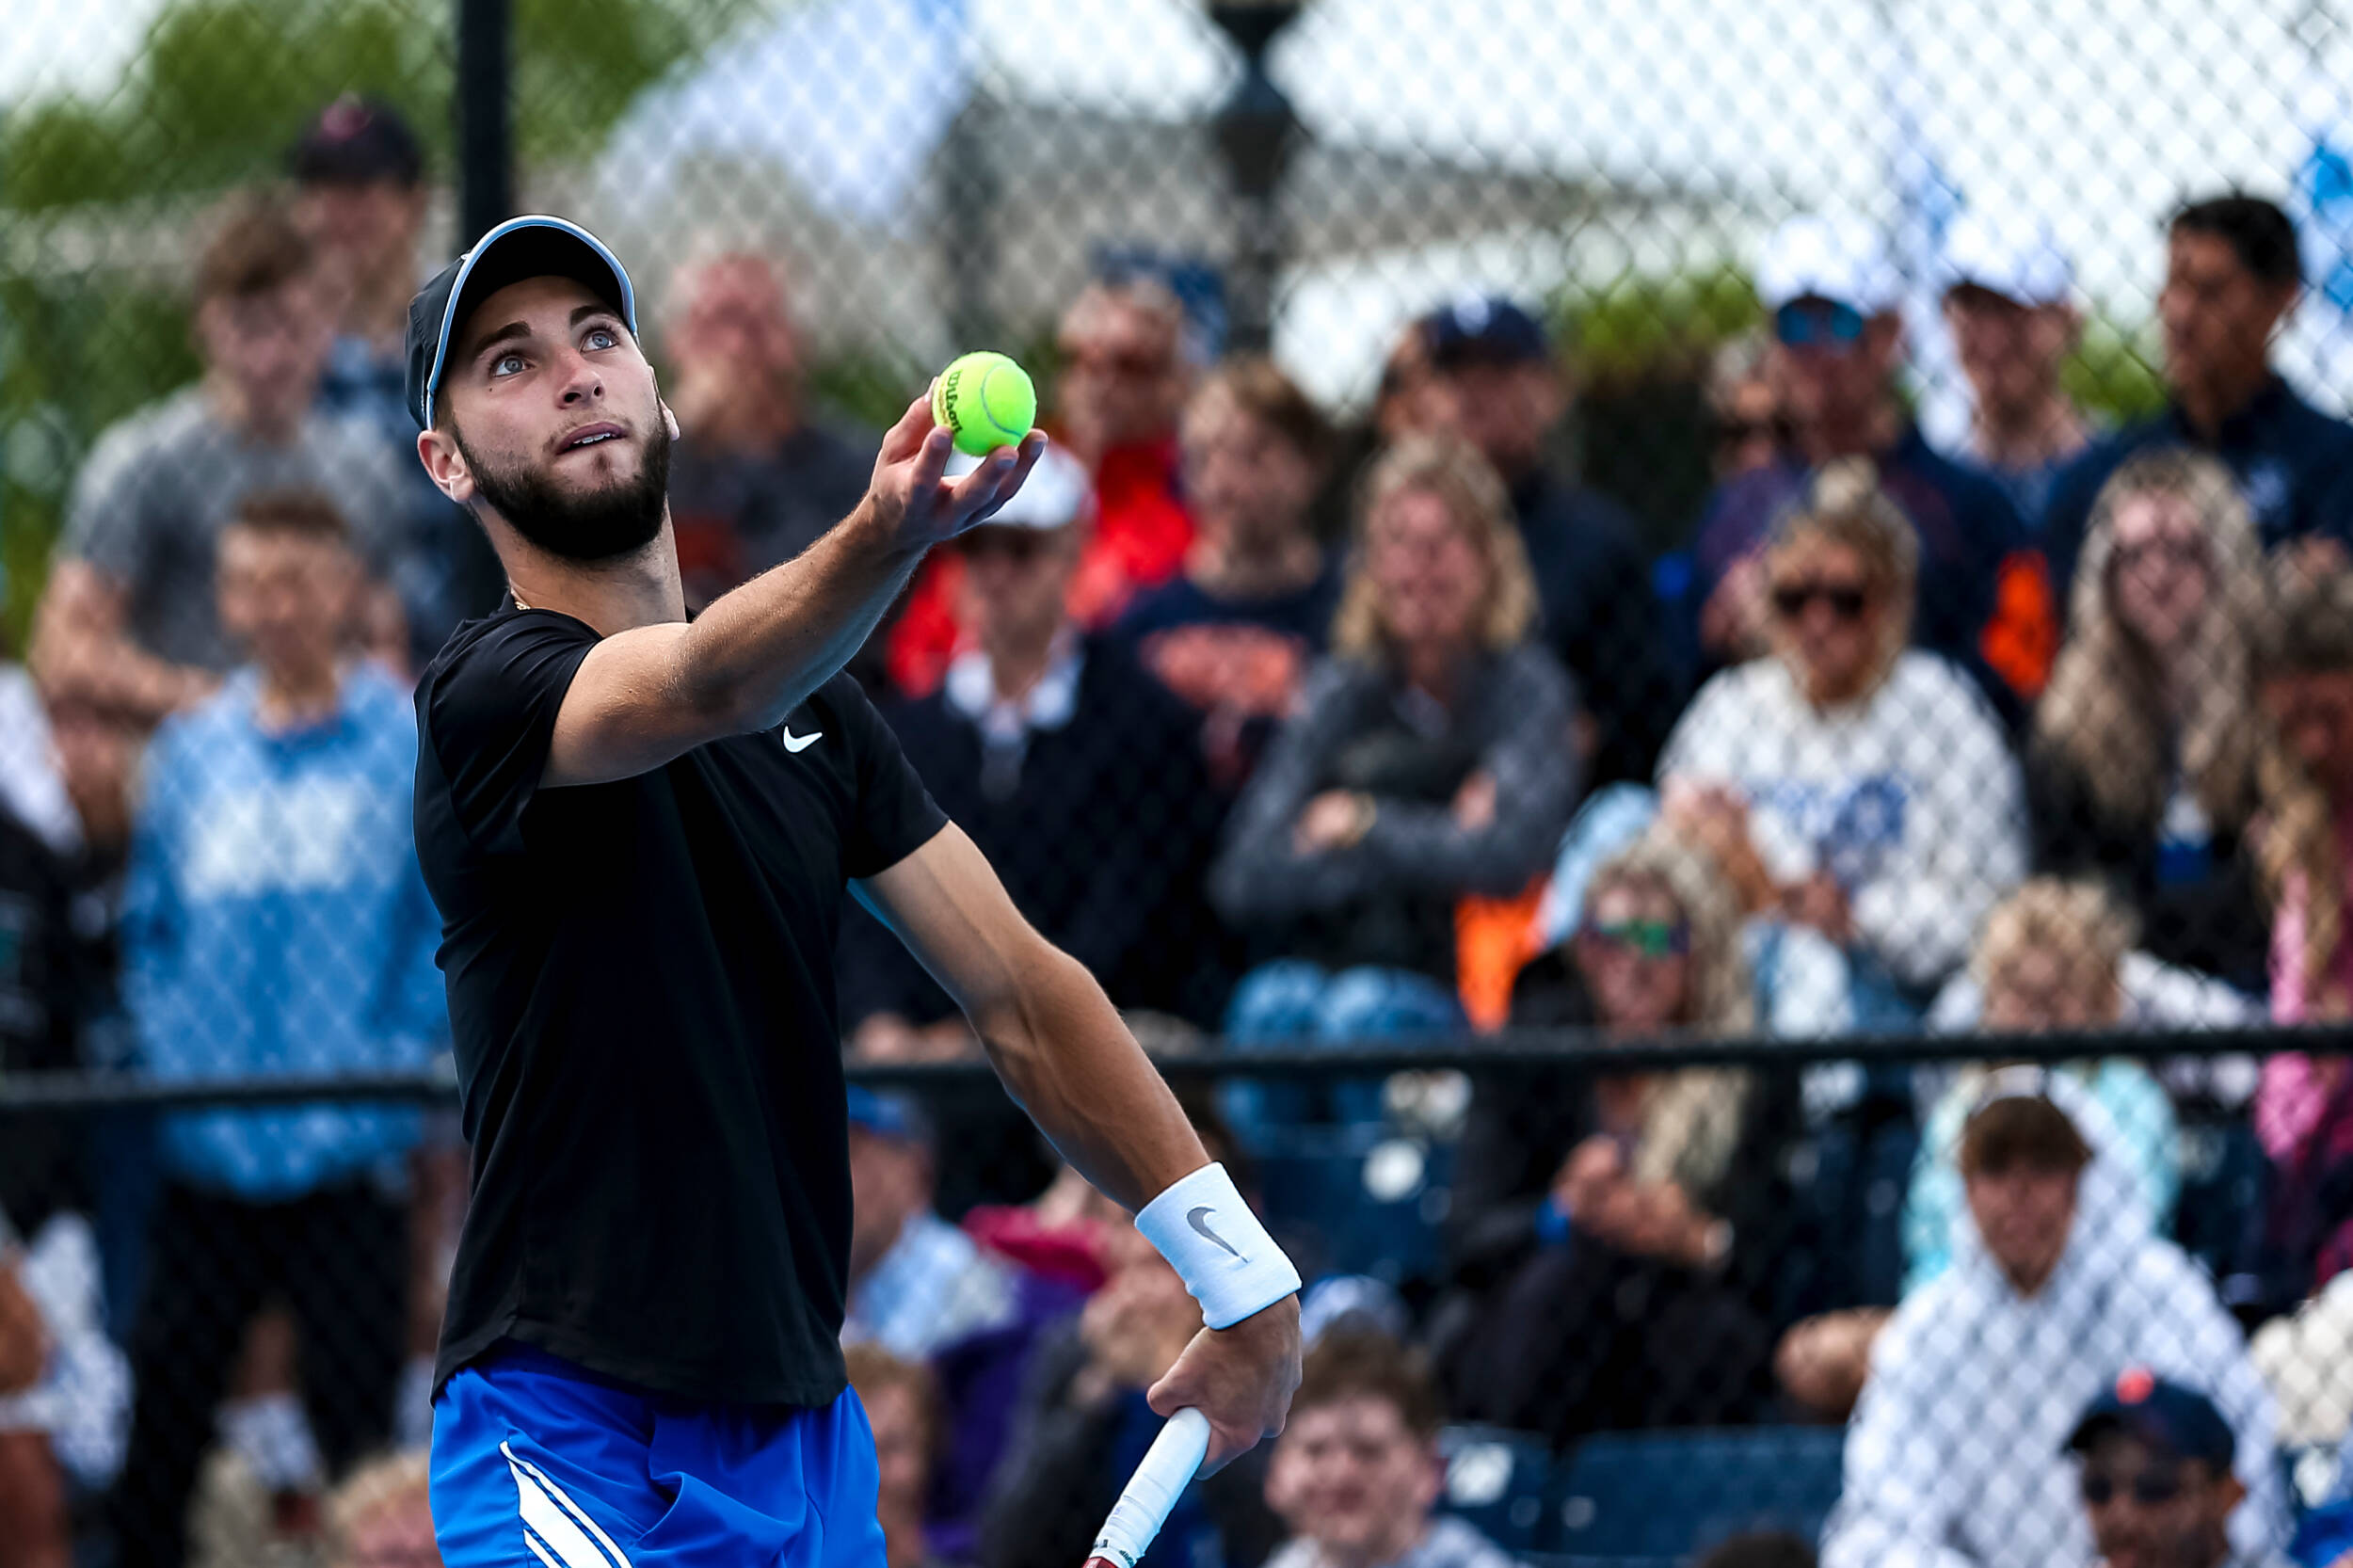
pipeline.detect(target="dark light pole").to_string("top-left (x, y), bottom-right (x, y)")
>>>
top-left (456, 0), bottom-right (513, 250)
top-left (1207, 2), bottom-right (1305, 354)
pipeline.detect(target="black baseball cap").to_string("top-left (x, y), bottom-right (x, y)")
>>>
top-left (405, 215), bottom-right (639, 432)
top-left (289, 94), bottom-right (424, 188)
top-left (2064, 1368), bottom-right (2235, 1470)
top-left (1422, 295), bottom-right (1550, 368)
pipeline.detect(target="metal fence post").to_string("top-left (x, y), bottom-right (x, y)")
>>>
top-left (456, 0), bottom-right (514, 250)
top-left (1208, 1), bottom-right (1305, 354)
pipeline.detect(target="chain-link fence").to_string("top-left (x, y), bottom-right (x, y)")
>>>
top-left (9, 0), bottom-right (2353, 1564)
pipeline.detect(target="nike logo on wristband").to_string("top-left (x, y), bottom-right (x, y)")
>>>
top-left (1186, 1206), bottom-right (1241, 1259)
top-left (780, 728), bottom-right (824, 753)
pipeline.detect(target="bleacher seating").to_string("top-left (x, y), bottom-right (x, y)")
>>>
top-left (2174, 1112), bottom-right (2271, 1290)
top-left (1540, 1427), bottom-right (1847, 1567)
top-left (1439, 1426), bottom-right (1557, 1553)
top-left (1254, 1124), bottom-right (1451, 1287)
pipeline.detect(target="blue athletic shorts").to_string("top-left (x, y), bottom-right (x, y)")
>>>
top-left (430, 1343), bottom-right (886, 1568)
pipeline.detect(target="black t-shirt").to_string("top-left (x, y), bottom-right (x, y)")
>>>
top-left (413, 606), bottom-right (946, 1405)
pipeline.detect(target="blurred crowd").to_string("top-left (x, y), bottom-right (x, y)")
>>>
top-left (4, 90), bottom-right (2353, 1568)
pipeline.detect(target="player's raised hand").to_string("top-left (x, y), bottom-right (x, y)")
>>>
top-left (865, 390), bottom-right (1048, 551)
top-left (1144, 1293), bottom-right (1301, 1474)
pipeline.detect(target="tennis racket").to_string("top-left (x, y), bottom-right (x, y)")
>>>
top-left (1083, 1407), bottom-right (1212, 1568)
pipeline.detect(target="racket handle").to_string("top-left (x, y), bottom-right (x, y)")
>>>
top-left (1084, 1407), bottom-right (1212, 1568)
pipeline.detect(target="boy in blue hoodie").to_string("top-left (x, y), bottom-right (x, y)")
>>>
top-left (109, 488), bottom-right (445, 1568)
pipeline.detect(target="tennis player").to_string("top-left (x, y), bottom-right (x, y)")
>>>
top-left (403, 216), bottom-right (1302, 1567)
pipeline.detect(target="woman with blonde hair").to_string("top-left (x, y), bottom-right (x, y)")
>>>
top-left (1658, 459), bottom-right (2025, 1016)
top-left (1209, 435), bottom-right (1577, 1053)
top-left (2029, 447), bottom-right (2271, 987)
top-left (1905, 879), bottom-right (2182, 1288)
top-left (1444, 832), bottom-right (1796, 1443)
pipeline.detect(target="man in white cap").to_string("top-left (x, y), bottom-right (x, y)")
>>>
top-left (838, 442), bottom-right (1224, 1060)
top-left (1692, 216), bottom-right (2030, 710)
top-left (1939, 211), bottom-right (2095, 526)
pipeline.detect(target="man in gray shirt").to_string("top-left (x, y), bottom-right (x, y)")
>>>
top-left (34, 190), bottom-right (407, 724)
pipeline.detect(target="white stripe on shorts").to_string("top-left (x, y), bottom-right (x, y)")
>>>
top-left (502, 1440), bottom-right (635, 1568)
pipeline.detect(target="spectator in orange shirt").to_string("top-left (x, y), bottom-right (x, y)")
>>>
top-left (888, 276), bottom-right (1197, 695)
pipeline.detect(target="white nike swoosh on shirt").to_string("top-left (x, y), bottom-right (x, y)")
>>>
top-left (781, 728), bottom-right (824, 753)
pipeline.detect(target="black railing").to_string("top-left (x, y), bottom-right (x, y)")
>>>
top-left (1, 1023), bottom-right (2341, 1112)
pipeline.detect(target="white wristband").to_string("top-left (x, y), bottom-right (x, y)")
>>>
top-left (1134, 1163), bottom-right (1302, 1331)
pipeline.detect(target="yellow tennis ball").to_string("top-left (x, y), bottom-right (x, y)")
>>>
top-left (932, 352), bottom-right (1037, 457)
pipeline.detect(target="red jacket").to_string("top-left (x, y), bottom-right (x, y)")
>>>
top-left (885, 437), bottom-right (1193, 696)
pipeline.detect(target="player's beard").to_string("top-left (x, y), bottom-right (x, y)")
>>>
top-left (457, 419), bottom-right (672, 564)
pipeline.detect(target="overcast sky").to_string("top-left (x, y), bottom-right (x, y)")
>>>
top-left (16, 0), bottom-right (2353, 405)
top-left (8, 0), bottom-right (167, 105)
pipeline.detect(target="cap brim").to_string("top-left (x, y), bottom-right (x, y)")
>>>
top-left (1941, 272), bottom-right (2011, 300)
top-left (2065, 1408), bottom-right (2201, 1462)
top-left (418, 216), bottom-right (637, 430)
top-left (1941, 271), bottom-right (2053, 308)
top-left (1428, 337), bottom-right (1545, 369)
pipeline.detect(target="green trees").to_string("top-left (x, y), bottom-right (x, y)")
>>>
top-left (0, 0), bottom-right (750, 634)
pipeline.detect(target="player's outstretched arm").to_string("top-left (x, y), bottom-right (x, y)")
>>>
top-left (543, 396), bottom-right (1045, 787)
top-left (855, 825), bottom-right (1302, 1470)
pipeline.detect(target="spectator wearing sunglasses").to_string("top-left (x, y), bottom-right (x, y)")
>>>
top-left (885, 276), bottom-right (1198, 697)
top-left (1938, 211), bottom-right (2096, 529)
top-left (2043, 195), bottom-right (2353, 613)
top-left (837, 443), bottom-right (1224, 1059)
top-left (1659, 462), bottom-right (2025, 1019)
top-left (1413, 295), bottom-right (1682, 787)
top-left (1689, 216), bottom-right (2028, 712)
top-left (2066, 1370), bottom-right (2297, 1568)
top-left (1821, 1077), bottom-right (2284, 1568)
top-left (2029, 451), bottom-right (2273, 991)
top-left (1441, 834), bottom-right (1800, 1445)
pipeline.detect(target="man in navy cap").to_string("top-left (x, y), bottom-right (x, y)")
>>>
top-left (291, 95), bottom-right (505, 664)
top-left (1416, 294), bottom-right (1679, 785)
top-left (2067, 1368), bottom-right (2297, 1568)
top-left (290, 94), bottom-right (427, 386)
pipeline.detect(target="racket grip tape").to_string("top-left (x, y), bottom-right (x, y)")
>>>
top-left (1084, 1407), bottom-right (1212, 1568)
